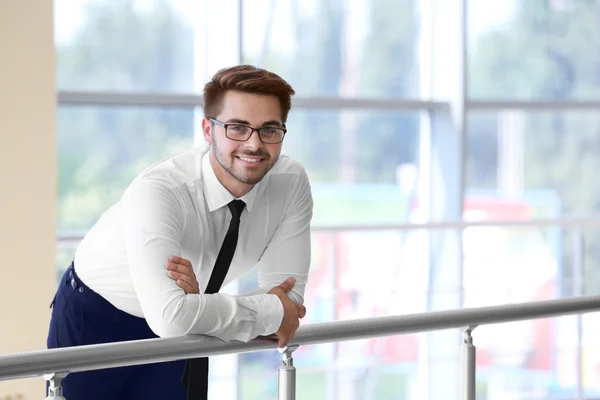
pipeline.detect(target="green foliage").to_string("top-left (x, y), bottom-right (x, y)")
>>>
top-left (58, 0), bottom-right (194, 91)
top-left (56, 0), bottom-right (194, 230)
top-left (244, 0), bottom-right (420, 184)
top-left (58, 0), bottom-right (600, 293)
top-left (284, 0), bottom-right (346, 182)
top-left (469, 1), bottom-right (600, 294)
top-left (470, 0), bottom-right (600, 100)
top-left (356, 0), bottom-right (420, 182)
top-left (58, 0), bottom-right (422, 232)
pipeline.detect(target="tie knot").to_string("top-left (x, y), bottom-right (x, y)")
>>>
top-left (227, 199), bottom-right (246, 221)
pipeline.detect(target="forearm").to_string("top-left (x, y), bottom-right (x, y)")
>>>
top-left (134, 265), bottom-right (283, 341)
top-left (240, 286), bottom-right (301, 304)
top-left (180, 292), bottom-right (283, 341)
top-left (239, 287), bottom-right (269, 296)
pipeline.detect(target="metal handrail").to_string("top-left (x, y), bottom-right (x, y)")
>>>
top-left (313, 215), bottom-right (600, 231)
top-left (55, 216), bottom-right (600, 242)
top-left (2, 294), bottom-right (600, 382)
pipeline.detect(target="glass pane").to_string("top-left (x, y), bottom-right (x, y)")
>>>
top-left (471, 315), bottom-right (595, 400)
top-left (463, 225), bottom-right (589, 399)
top-left (58, 107), bottom-right (422, 232)
top-left (242, 0), bottom-right (421, 98)
top-left (57, 241), bottom-right (79, 281)
top-left (467, 110), bottom-right (600, 216)
top-left (58, 106), bottom-right (195, 231)
top-left (283, 109), bottom-right (422, 226)
top-left (468, 0), bottom-right (600, 100)
top-left (235, 226), bottom-right (439, 400)
top-left (233, 223), bottom-right (595, 399)
top-left (466, 110), bottom-right (600, 294)
top-left (54, 0), bottom-right (239, 92)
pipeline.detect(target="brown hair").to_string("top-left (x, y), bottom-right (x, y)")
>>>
top-left (203, 65), bottom-right (296, 123)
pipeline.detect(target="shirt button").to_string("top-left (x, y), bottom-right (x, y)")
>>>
top-left (79, 287), bottom-right (84, 293)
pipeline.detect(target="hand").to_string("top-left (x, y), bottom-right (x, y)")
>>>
top-left (165, 256), bottom-right (199, 294)
top-left (268, 277), bottom-right (307, 348)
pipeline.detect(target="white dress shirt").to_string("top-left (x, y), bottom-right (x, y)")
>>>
top-left (73, 144), bottom-right (313, 342)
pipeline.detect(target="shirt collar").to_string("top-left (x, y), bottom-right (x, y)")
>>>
top-left (201, 149), bottom-right (259, 213)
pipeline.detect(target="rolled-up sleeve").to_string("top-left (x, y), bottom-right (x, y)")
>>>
top-left (121, 178), bottom-right (283, 342)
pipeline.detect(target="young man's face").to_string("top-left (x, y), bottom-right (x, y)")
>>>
top-left (203, 90), bottom-right (285, 197)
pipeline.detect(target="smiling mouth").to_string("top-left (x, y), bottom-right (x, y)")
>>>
top-left (236, 155), bottom-right (266, 164)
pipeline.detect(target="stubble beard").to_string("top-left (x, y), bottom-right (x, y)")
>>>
top-left (211, 140), bottom-right (275, 185)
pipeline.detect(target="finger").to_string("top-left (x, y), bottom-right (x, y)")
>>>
top-left (168, 271), bottom-right (197, 291)
top-left (166, 260), bottom-right (192, 272)
top-left (165, 262), bottom-right (193, 276)
top-left (168, 256), bottom-right (192, 268)
top-left (286, 331), bottom-right (297, 346)
top-left (177, 279), bottom-right (198, 294)
top-left (296, 304), bottom-right (306, 319)
top-left (277, 277), bottom-right (296, 293)
top-left (278, 333), bottom-right (289, 348)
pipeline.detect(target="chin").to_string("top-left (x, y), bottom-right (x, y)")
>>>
top-left (233, 168), bottom-right (270, 185)
top-left (236, 173), bottom-right (265, 185)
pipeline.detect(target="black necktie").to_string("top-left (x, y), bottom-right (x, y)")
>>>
top-left (182, 199), bottom-right (246, 400)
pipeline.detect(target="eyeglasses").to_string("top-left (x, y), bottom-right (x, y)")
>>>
top-left (209, 118), bottom-right (287, 144)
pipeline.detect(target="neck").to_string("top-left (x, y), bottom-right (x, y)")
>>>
top-left (208, 151), bottom-right (253, 198)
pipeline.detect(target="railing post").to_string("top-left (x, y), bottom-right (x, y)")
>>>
top-left (461, 326), bottom-right (476, 400)
top-left (278, 345), bottom-right (299, 400)
top-left (44, 372), bottom-right (68, 400)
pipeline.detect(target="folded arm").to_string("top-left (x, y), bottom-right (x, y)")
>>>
top-left (121, 178), bottom-right (282, 342)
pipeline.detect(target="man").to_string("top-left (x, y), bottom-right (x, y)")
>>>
top-left (47, 65), bottom-right (313, 400)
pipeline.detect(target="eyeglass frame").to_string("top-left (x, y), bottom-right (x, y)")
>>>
top-left (208, 117), bottom-right (287, 144)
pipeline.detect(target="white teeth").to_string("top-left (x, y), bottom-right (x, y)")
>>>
top-left (238, 156), bottom-right (261, 163)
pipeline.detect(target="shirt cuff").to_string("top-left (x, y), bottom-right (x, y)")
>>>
top-left (256, 293), bottom-right (284, 336)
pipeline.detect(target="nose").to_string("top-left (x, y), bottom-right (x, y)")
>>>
top-left (244, 129), bottom-right (263, 150)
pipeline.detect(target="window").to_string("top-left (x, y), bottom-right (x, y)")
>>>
top-left (51, 0), bottom-right (600, 398)
top-left (467, 110), bottom-right (600, 216)
top-left (467, 110), bottom-right (600, 295)
top-left (57, 106), bottom-right (195, 231)
top-left (54, 0), bottom-right (240, 92)
top-left (284, 109), bottom-right (423, 226)
top-left (56, 106), bottom-right (196, 276)
top-left (243, 0), bottom-right (421, 98)
top-left (468, 1), bottom-right (600, 100)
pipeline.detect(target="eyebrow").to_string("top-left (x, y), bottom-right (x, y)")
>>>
top-left (225, 118), bottom-right (283, 127)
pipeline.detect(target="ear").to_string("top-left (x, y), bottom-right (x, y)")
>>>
top-left (202, 118), bottom-right (213, 144)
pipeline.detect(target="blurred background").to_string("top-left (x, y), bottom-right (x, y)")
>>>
top-left (13, 0), bottom-right (600, 398)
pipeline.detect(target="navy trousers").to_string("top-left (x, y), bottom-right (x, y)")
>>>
top-left (47, 263), bottom-right (187, 400)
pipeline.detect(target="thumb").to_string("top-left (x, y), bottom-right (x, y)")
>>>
top-left (278, 277), bottom-right (296, 293)
top-left (296, 304), bottom-right (306, 319)
top-left (278, 334), bottom-right (288, 348)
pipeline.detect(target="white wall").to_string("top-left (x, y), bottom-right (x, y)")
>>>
top-left (0, 0), bottom-right (57, 397)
